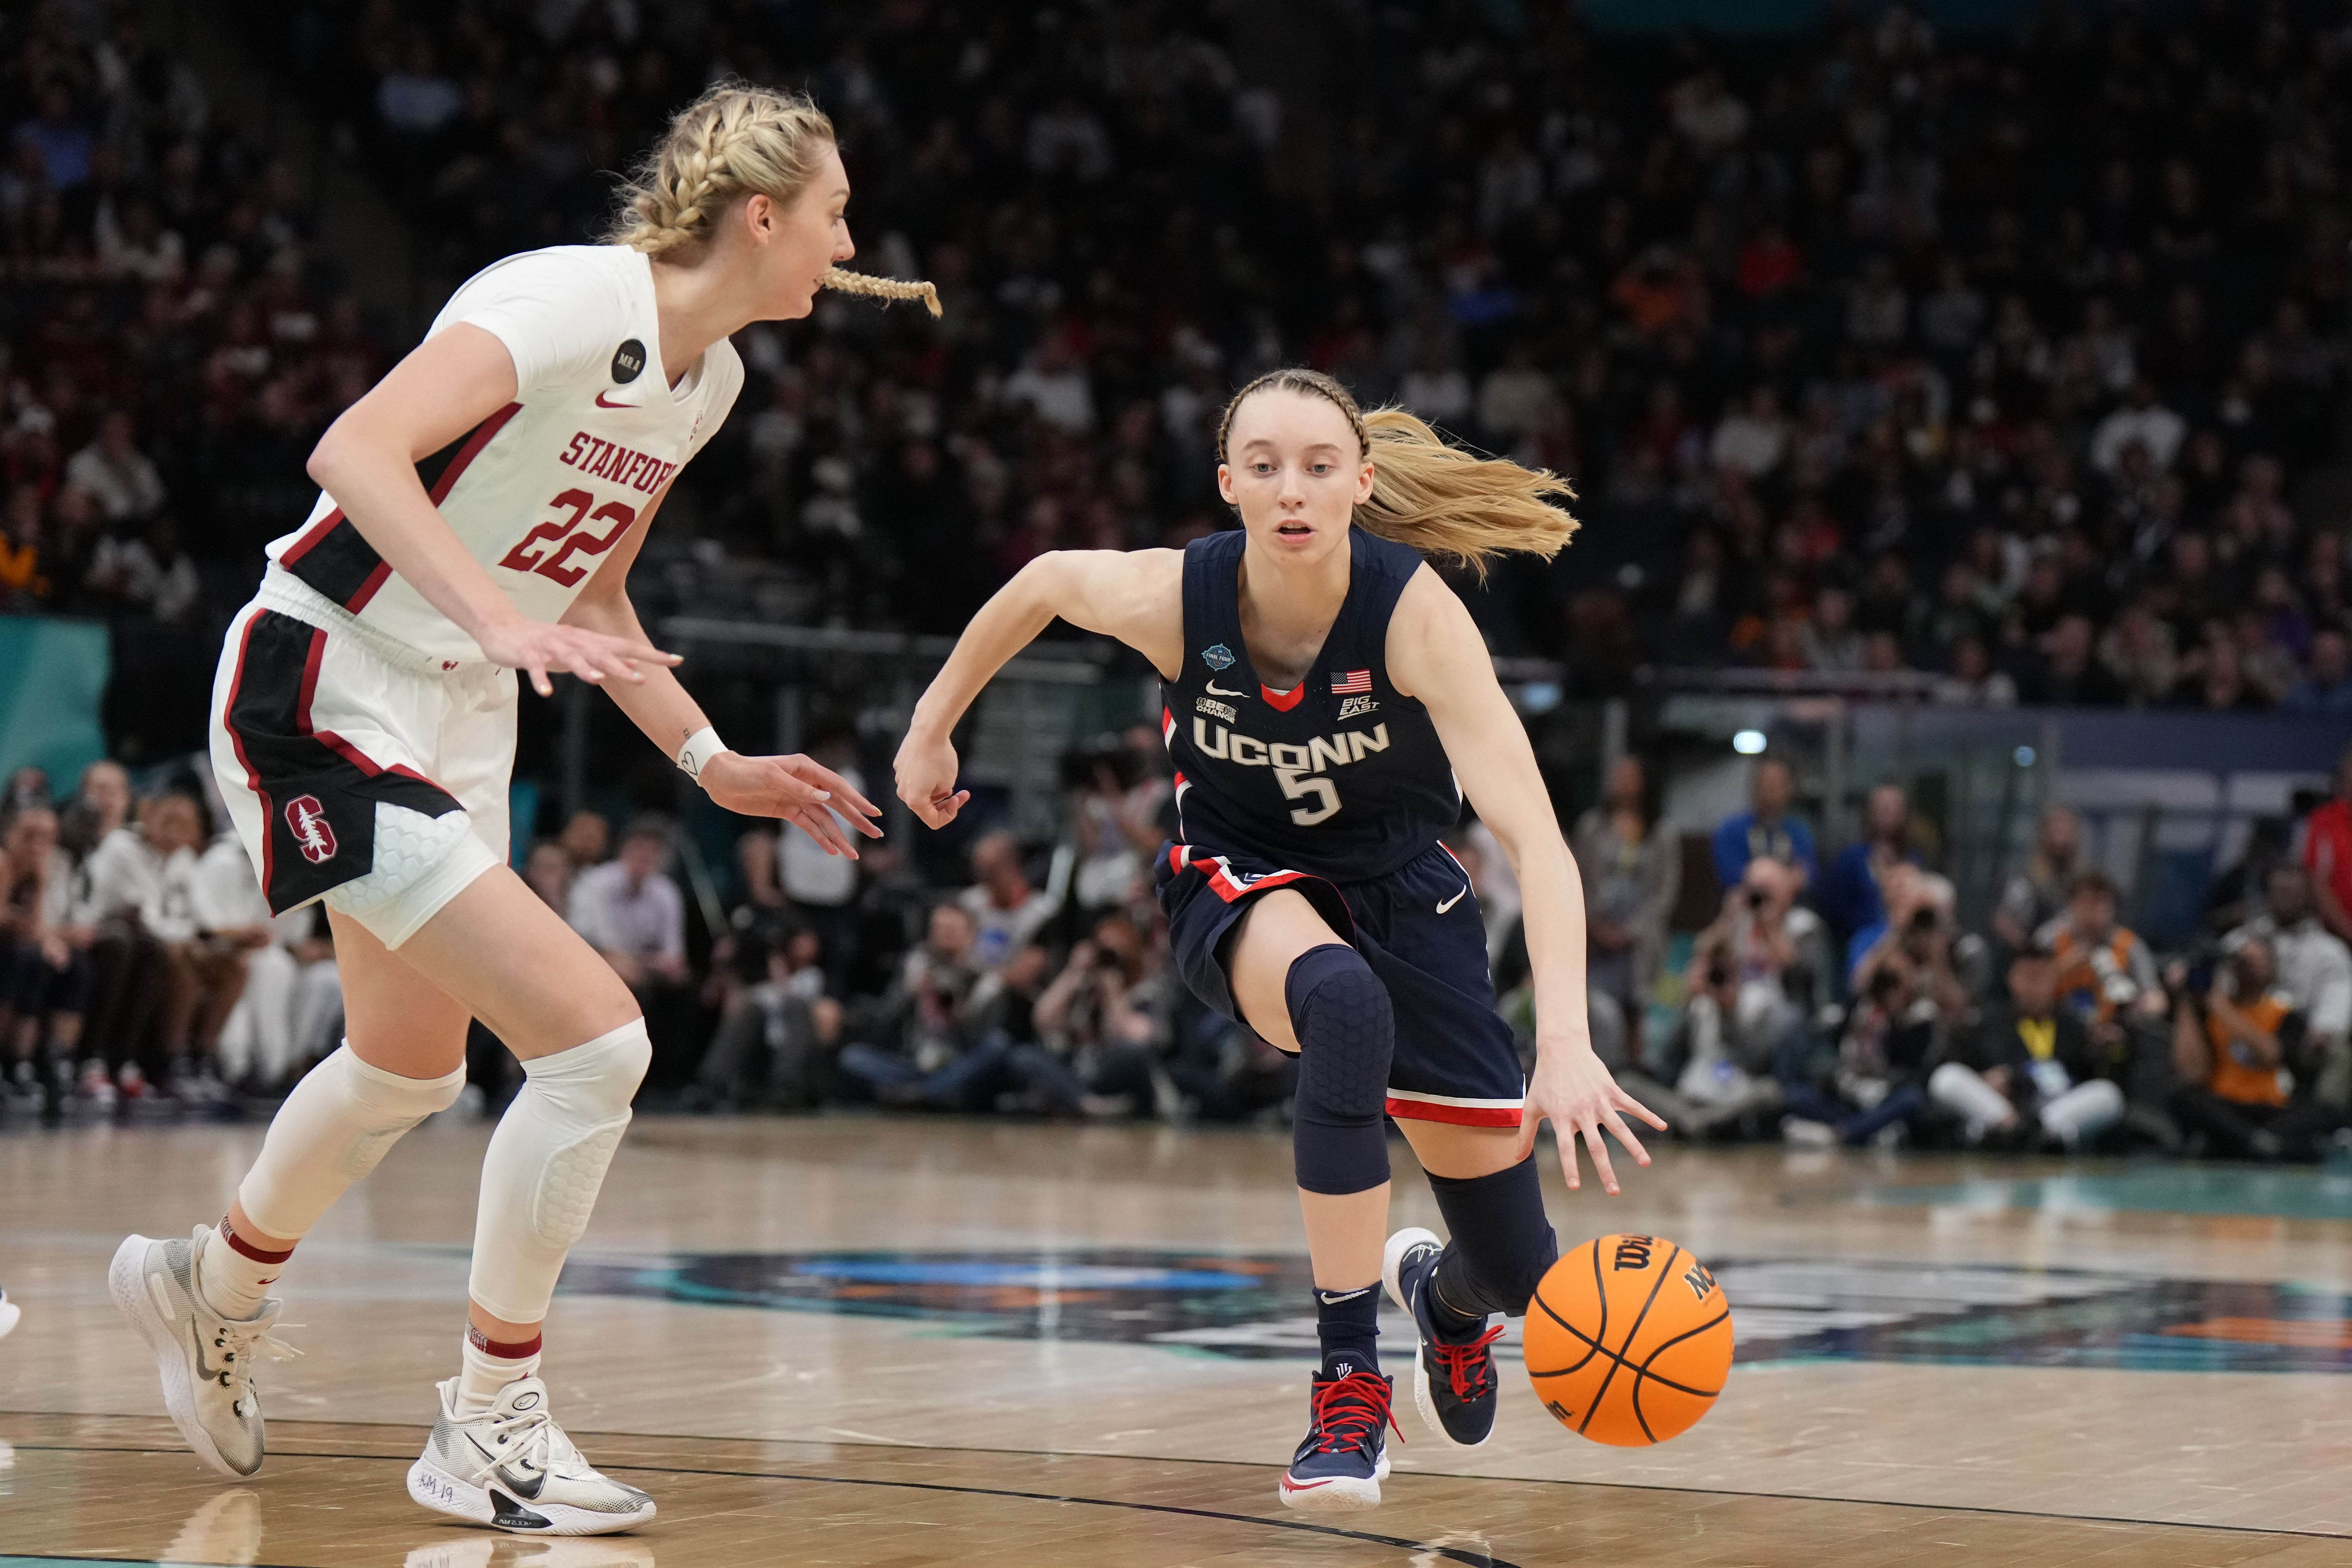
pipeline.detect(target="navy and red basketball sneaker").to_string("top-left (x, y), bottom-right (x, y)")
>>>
top-left (1276, 1361), bottom-right (1397, 1511)
top-left (1384, 1227), bottom-right (1506, 1449)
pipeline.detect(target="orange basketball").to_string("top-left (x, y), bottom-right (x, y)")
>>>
top-left (1524, 1233), bottom-right (1733, 1446)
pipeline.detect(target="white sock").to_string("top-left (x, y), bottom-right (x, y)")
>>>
top-left (195, 1218), bottom-right (289, 1321)
top-left (454, 1325), bottom-right (543, 1418)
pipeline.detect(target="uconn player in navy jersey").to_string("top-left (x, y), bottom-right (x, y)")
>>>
top-left (109, 86), bottom-right (935, 1533)
top-left (899, 369), bottom-right (1662, 1511)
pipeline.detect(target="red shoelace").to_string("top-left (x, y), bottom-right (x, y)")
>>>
top-left (1307, 1369), bottom-right (1403, 1453)
top-left (1431, 1324), bottom-right (1506, 1400)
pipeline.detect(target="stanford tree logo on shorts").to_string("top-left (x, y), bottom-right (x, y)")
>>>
top-left (285, 795), bottom-right (338, 864)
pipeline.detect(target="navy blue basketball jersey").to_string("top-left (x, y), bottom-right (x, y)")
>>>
top-left (1160, 527), bottom-right (1460, 880)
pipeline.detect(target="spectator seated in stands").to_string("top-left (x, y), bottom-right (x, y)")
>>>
top-left (568, 815), bottom-right (694, 1087)
top-left (2168, 937), bottom-right (2337, 1160)
top-left (2040, 870), bottom-right (2171, 1110)
top-left (778, 727), bottom-right (867, 983)
top-left (960, 829), bottom-right (1059, 974)
top-left (1650, 947), bottom-right (1785, 1139)
top-left (838, 901), bottom-right (1017, 1113)
top-left (2301, 743), bottom-right (2352, 947)
top-left (1930, 947), bottom-right (2125, 1150)
top-left (198, 832), bottom-right (312, 1093)
top-left (1572, 756), bottom-right (1679, 1073)
top-left (1816, 782), bottom-right (1921, 957)
top-left (1654, 858), bottom-right (1827, 1136)
top-left (1784, 867), bottom-right (1965, 1148)
top-left (1710, 757), bottom-right (1817, 894)
top-left (1014, 909), bottom-right (1173, 1119)
top-left (692, 927), bottom-right (842, 1113)
top-left (2223, 863), bottom-right (2352, 1125)
top-left (1992, 805), bottom-right (2084, 958)
top-left (0, 804), bottom-right (88, 1111)
top-left (73, 789), bottom-right (226, 1104)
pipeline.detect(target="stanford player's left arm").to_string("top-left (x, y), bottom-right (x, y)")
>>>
top-left (564, 485), bottom-right (880, 858)
top-left (1389, 566), bottom-right (1664, 1193)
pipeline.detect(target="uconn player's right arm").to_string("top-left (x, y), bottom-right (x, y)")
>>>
top-left (896, 550), bottom-right (1185, 824)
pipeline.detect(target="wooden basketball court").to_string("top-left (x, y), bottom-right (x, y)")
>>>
top-left (5, 1117), bottom-right (2350, 1565)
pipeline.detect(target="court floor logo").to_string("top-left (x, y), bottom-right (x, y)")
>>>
top-left (559, 1250), bottom-right (2352, 1373)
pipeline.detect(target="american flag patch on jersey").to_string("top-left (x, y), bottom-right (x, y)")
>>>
top-left (1332, 669), bottom-right (1373, 694)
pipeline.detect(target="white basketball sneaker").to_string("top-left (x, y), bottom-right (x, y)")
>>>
top-left (408, 1376), bottom-right (656, 1535)
top-left (0, 1286), bottom-right (19, 1340)
top-left (109, 1226), bottom-right (298, 1477)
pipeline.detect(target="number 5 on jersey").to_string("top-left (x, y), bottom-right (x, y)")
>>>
top-left (498, 488), bottom-right (637, 587)
top-left (1276, 768), bottom-right (1340, 826)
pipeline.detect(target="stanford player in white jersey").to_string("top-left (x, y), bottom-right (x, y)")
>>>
top-left (109, 84), bottom-right (937, 1535)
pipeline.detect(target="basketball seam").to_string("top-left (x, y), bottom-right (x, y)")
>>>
top-left (1575, 1243), bottom-right (1679, 1437)
top-left (1627, 1297), bottom-right (1732, 1442)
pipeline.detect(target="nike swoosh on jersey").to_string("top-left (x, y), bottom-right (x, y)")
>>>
top-left (1204, 681), bottom-right (1247, 697)
top-left (1436, 886), bottom-right (1469, 914)
top-left (594, 390), bottom-right (635, 408)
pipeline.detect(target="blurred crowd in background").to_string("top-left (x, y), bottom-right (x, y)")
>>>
top-left (7, 2), bottom-right (2352, 734)
top-left (5, 1), bottom-right (2352, 1159)
top-left (9, 735), bottom-right (2352, 1167)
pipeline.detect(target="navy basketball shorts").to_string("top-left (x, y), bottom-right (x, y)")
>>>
top-left (1155, 838), bottom-right (1526, 1128)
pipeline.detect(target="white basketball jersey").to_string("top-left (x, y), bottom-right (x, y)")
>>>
top-left (264, 244), bottom-right (744, 663)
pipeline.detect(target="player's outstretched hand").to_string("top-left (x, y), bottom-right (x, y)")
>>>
top-left (700, 752), bottom-right (884, 858)
top-left (476, 617), bottom-right (680, 698)
top-left (1515, 1039), bottom-right (1669, 1197)
top-left (893, 731), bottom-right (971, 829)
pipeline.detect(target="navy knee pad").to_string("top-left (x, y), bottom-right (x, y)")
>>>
top-left (1287, 944), bottom-right (1394, 1195)
top-left (1429, 1157), bottom-right (1558, 1317)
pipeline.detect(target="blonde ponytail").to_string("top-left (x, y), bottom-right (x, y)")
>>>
top-left (610, 81), bottom-right (940, 315)
top-left (1216, 367), bottom-right (1577, 578)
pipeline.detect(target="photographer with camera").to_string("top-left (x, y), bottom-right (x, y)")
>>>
top-left (1782, 865), bottom-right (1965, 1148)
top-left (2167, 936), bottom-right (2336, 1159)
top-left (2222, 863), bottom-right (2352, 1118)
top-left (1930, 946), bottom-right (2123, 1149)
top-left (1659, 858), bottom-right (1827, 1135)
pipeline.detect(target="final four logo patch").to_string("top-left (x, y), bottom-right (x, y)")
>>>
top-left (1201, 644), bottom-right (1236, 671)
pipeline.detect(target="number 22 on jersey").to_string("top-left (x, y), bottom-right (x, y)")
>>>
top-left (497, 488), bottom-right (636, 587)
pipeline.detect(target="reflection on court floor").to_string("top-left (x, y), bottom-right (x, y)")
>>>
top-left (5, 1119), bottom-right (2352, 1562)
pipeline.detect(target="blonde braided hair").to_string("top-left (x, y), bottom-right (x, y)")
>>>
top-left (610, 82), bottom-right (940, 316)
top-left (1216, 367), bottom-right (1577, 577)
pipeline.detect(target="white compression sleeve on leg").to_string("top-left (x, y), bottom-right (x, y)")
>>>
top-left (467, 1020), bottom-right (650, 1325)
top-left (237, 1044), bottom-right (469, 1240)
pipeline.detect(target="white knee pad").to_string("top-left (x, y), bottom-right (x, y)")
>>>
top-left (1927, 1061), bottom-right (2015, 1138)
top-left (468, 1020), bottom-right (650, 1324)
top-left (238, 1044), bottom-right (469, 1240)
top-left (321, 802), bottom-right (502, 950)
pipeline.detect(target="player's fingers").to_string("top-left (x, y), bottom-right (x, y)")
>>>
top-left (1600, 1106), bottom-right (1652, 1167)
top-left (526, 660), bottom-right (553, 698)
top-left (767, 767), bottom-right (832, 809)
top-left (799, 762), bottom-right (883, 820)
top-left (1616, 1088), bottom-right (1671, 1132)
top-left (1582, 1118), bottom-right (1621, 1195)
top-left (607, 636), bottom-right (681, 668)
top-left (1511, 1104), bottom-right (1540, 1164)
top-left (793, 808), bottom-right (855, 858)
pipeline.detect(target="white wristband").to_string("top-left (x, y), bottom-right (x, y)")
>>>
top-left (677, 726), bottom-right (728, 782)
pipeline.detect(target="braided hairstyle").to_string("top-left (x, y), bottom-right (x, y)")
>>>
top-left (609, 82), bottom-right (940, 317)
top-left (1215, 367), bottom-right (1577, 577)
